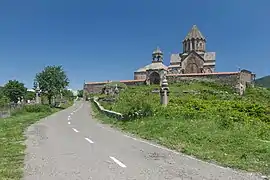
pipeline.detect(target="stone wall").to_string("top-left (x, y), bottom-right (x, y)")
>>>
top-left (84, 82), bottom-right (108, 95)
top-left (134, 72), bottom-right (146, 80)
top-left (166, 70), bottom-right (255, 92)
top-left (84, 80), bottom-right (146, 94)
top-left (92, 97), bottom-right (123, 120)
top-left (167, 72), bottom-right (241, 87)
top-left (239, 69), bottom-right (256, 86)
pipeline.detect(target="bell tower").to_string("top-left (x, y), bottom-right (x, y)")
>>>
top-left (152, 47), bottom-right (163, 63)
top-left (182, 25), bottom-right (206, 53)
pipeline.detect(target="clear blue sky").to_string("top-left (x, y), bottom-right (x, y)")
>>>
top-left (0, 0), bottom-right (269, 90)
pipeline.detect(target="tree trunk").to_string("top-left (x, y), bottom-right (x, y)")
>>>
top-left (48, 95), bottom-right (52, 105)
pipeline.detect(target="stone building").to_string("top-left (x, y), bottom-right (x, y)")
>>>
top-left (134, 47), bottom-right (168, 85)
top-left (134, 25), bottom-right (216, 84)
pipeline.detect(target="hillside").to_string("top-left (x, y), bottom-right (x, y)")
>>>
top-left (94, 81), bottom-right (270, 175)
top-left (255, 75), bottom-right (270, 88)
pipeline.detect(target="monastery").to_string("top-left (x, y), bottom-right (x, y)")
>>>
top-left (84, 25), bottom-right (255, 94)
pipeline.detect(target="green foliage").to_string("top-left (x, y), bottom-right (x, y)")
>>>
top-left (35, 65), bottom-right (69, 104)
top-left (2, 80), bottom-right (27, 103)
top-left (25, 91), bottom-right (35, 101)
top-left (23, 104), bottom-right (52, 113)
top-left (0, 96), bottom-right (9, 107)
top-left (61, 89), bottom-right (74, 100)
top-left (0, 86), bottom-right (10, 107)
top-left (11, 104), bottom-right (52, 116)
top-left (109, 82), bottom-right (270, 124)
top-left (77, 90), bottom-right (83, 97)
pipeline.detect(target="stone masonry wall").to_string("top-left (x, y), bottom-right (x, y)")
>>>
top-left (84, 80), bottom-right (146, 94)
top-left (92, 97), bottom-right (123, 120)
top-left (166, 72), bottom-right (241, 88)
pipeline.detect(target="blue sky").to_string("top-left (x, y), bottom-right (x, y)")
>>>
top-left (0, 0), bottom-right (269, 90)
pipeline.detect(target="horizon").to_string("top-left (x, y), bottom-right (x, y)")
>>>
top-left (0, 0), bottom-right (269, 90)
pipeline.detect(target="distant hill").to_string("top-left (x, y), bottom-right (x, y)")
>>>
top-left (255, 75), bottom-right (270, 88)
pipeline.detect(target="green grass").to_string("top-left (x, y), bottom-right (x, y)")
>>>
top-left (92, 81), bottom-right (270, 175)
top-left (0, 103), bottom-right (72, 180)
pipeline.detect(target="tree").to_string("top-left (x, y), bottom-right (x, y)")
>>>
top-left (35, 65), bottom-right (69, 105)
top-left (25, 91), bottom-right (36, 101)
top-left (0, 86), bottom-right (10, 106)
top-left (62, 89), bottom-right (74, 100)
top-left (3, 80), bottom-right (27, 103)
top-left (77, 90), bottom-right (83, 98)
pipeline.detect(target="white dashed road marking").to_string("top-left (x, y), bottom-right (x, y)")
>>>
top-left (85, 137), bottom-right (94, 144)
top-left (72, 128), bottom-right (79, 133)
top-left (68, 122), bottom-right (71, 125)
top-left (109, 156), bottom-right (127, 168)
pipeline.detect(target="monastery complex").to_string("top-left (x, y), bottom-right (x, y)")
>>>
top-left (84, 25), bottom-right (255, 94)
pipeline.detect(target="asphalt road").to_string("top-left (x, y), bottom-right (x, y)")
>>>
top-left (24, 101), bottom-right (264, 180)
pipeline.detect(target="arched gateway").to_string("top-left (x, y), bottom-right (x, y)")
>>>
top-left (149, 72), bottom-right (161, 85)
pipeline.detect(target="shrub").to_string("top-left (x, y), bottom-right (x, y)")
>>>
top-left (12, 104), bottom-right (52, 115)
top-left (23, 104), bottom-right (52, 113)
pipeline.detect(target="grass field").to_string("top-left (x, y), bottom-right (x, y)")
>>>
top-left (93, 81), bottom-right (270, 175)
top-left (0, 103), bottom-right (72, 180)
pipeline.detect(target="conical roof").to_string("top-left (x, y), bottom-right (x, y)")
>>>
top-left (152, 46), bottom-right (163, 54)
top-left (183, 25), bottom-right (205, 41)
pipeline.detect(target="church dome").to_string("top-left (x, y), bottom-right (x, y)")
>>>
top-left (135, 62), bottom-right (168, 73)
top-left (146, 62), bottom-right (167, 70)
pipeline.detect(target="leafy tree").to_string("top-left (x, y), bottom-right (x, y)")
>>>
top-left (35, 65), bottom-right (69, 105)
top-left (0, 86), bottom-right (10, 106)
top-left (0, 95), bottom-right (9, 107)
top-left (62, 89), bottom-right (74, 100)
top-left (25, 91), bottom-right (36, 101)
top-left (0, 86), bottom-right (3, 94)
top-left (3, 80), bottom-right (27, 103)
top-left (77, 90), bottom-right (83, 98)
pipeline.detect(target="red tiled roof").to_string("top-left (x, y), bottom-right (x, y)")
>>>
top-left (119, 79), bottom-right (145, 83)
top-left (85, 79), bottom-right (145, 85)
top-left (167, 72), bottom-right (239, 77)
top-left (85, 81), bottom-right (109, 85)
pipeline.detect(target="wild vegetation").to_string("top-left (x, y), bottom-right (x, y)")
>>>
top-left (93, 81), bottom-right (270, 175)
top-left (0, 65), bottom-right (73, 179)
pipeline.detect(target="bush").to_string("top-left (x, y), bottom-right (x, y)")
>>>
top-left (12, 104), bottom-right (52, 115)
top-left (23, 104), bottom-right (52, 113)
top-left (107, 82), bottom-right (270, 125)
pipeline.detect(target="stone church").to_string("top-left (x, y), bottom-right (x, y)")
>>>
top-left (134, 25), bottom-right (216, 84)
top-left (84, 25), bottom-right (255, 95)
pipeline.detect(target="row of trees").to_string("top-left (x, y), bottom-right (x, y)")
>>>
top-left (0, 65), bottom-right (76, 106)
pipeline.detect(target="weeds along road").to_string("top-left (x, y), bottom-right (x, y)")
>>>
top-left (24, 101), bottom-right (263, 180)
